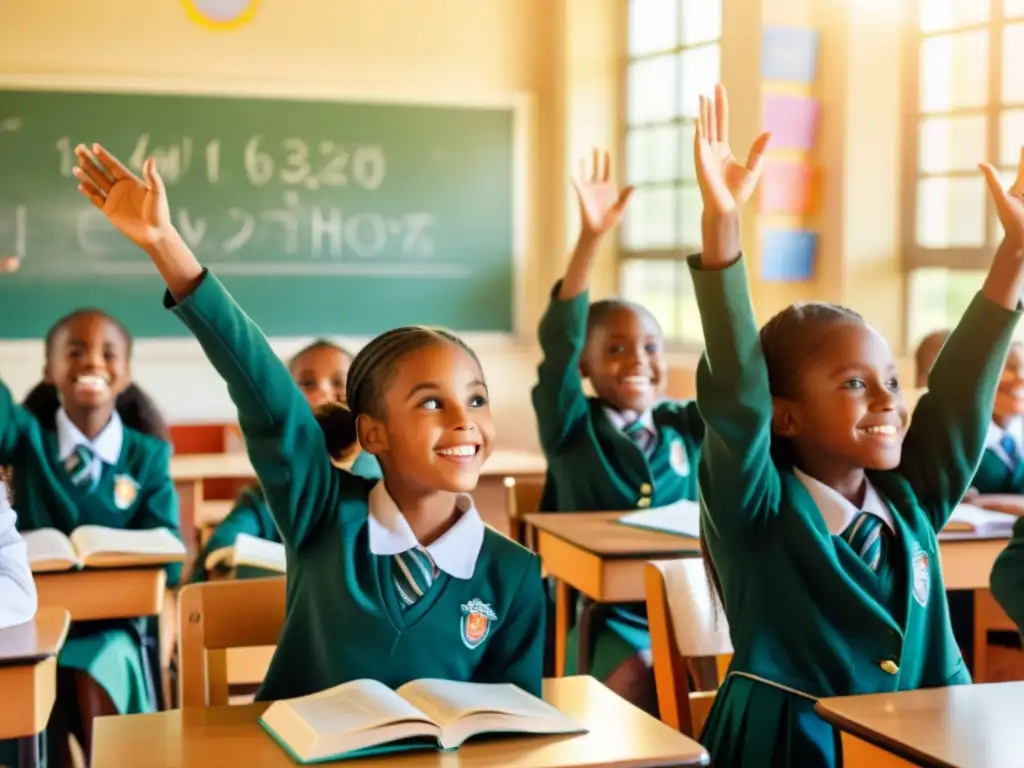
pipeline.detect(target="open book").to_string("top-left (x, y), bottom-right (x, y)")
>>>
top-left (259, 678), bottom-right (585, 763)
top-left (618, 499), bottom-right (701, 539)
top-left (943, 504), bottom-right (1017, 536)
top-left (205, 532), bottom-right (286, 576)
top-left (23, 525), bottom-right (186, 573)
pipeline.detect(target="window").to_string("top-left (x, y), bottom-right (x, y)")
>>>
top-left (620, 0), bottom-right (722, 345)
top-left (905, 0), bottom-right (1024, 345)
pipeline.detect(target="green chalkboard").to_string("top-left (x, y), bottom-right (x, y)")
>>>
top-left (0, 86), bottom-right (517, 338)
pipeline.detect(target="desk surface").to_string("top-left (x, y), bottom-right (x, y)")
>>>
top-left (171, 448), bottom-right (546, 481)
top-left (525, 512), bottom-right (700, 558)
top-left (0, 606), bottom-right (70, 666)
top-left (816, 682), bottom-right (1024, 768)
top-left (92, 675), bottom-right (708, 767)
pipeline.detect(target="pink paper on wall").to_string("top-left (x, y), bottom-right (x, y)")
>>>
top-left (759, 160), bottom-right (816, 214)
top-left (763, 94), bottom-right (820, 150)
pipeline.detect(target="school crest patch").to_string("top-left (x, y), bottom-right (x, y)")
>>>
top-left (460, 598), bottom-right (497, 650)
top-left (670, 440), bottom-right (690, 477)
top-left (113, 474), bottom-right (139, 510)
top-left (912, 549), bottom-right (931, 607)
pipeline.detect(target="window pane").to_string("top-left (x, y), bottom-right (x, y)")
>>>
top-left (915, 177), bottom-right (986, 247)
top-left (620, 259), bottom-right (703, 344)
top-left (627, 125), bottom-right (681, 185)
top-left (681, 0), bottom-right (721, 45)
top-left (622, 186), bottom-right (677, 249)
top-left (629, 0), bottom-right (679, 56)
top-left (679, 186), bottom-right (702, 247)
top-left (679, 44), bottom-right (720, 119)
top-left (919, 30), bottom-right (988, 113)
top-left (918, 115), bottom-right (987, 173)
top-left (680, 121), bottom-right (697, 181)
top-left (1004, 24), bottom-right (1024, 102)
top-left (628, 55), bottom-right (677, 125)
top-left (1008, 0), bottom-right (1024, 20)
top-left (1001, 111), bottom-right (1024, 166)
top-left (918, 0), bottom-right (989, 33)
top-left (906, 268), bottom-right (986, 346)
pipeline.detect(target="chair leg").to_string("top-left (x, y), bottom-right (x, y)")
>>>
top-left (577, 598), bottom-right (602, 676)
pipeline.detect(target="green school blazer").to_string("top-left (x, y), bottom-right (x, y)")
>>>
top-left (168, 271), bottom-right (545, 701)
top-left (689, 255), bottom-right (1019, 766)
top-left (532, 283), bottom-right (704, 512)
top-left (972, 446), bottom-right (1024, 493)
top-left (991, 517), bottom-right (1024, 633)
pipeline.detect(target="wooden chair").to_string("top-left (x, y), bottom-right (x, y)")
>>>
top-left (974, 589), bottom-right (1022, 682)
top-left (645, 559), bottom-right (733, 737)
top-left (177, 578), bottom-right (286, 707)
top-left (503, 475), bottom-right (545, 547)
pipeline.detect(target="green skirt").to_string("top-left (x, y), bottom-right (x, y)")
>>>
top-left (701, 674), bottom-right (838, 768)
top-left (564, 602), bottom-right (650, 681)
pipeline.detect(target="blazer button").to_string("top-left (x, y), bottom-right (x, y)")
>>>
top-left (637, 497), bottom-right (652, 508)
top-left (639, 483), bottom-right (652, 495)
top-left (879, 660), bottom-right (899, 675)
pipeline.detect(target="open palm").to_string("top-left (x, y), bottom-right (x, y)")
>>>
top-left (74, 144), bottom-right (171, 251)
top-left (981, 147), bottom-right (1024, 249)
top-left (694, 84), bottom-right (771, 215)
top-left (573, 149), bottom-right (634, 238)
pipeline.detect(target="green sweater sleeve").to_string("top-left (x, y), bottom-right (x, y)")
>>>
top-left (689, 255), bottom-right (780, 540)
top-left (472, 555), bottom-right (545, 698)
top-left (991, 517), bottom-right (1024, 634)
top-left (167, 271), bottom-right (338, 550)
top-left (0, 380), bottom-right (36, 462)
top-left (531, 282), bottom-right (591, 455)
top-left (131, 439), bottom-right (183, 587)
top-left (898, 293), bottom-right (1021, 531)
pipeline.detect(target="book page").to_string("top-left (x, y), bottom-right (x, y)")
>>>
top-left (22, 528), bottom-right (79, 572)
top-left (71, 525), bottom-right (186, 567)
top-left (233, 533), bottom-right (286, 573)
top-left (946, 504), bottom-right (1017, 534)
top-left (396, 680), bottom-right (560, 726)
top-left (619, 499), bottom-right (701, 538)
top-left (281, 679), bottom-right (436, 735)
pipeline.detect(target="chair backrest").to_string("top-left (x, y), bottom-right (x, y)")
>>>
top-left (645, 559), bottom-right (733, 735)
top-left (503, 475), bottom-right (545, 547)
top-left (177, 577), bottom-right (286, 707)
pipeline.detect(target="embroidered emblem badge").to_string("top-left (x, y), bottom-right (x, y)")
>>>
top-left (912, 549), bottom-right (930, 607)
top-left (670, 440), bottom-right (690, 477)
top-left (113, 474), bottom-right (139, 510)
top-left (460, 598), bottom-right (497, 650)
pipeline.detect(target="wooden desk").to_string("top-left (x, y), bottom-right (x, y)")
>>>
top-left (816, 682), bottom-right (1024, 767)
top-left (92, 675), bottom-right (709, 767)
top-left (524, 512), bottom-right (700, 677)
top-left (0, 607), bottom-right (71, 768)
top-left (34, 568), bottom-right (168, 621)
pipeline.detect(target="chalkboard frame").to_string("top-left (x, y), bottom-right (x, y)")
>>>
top-left (0, 73), bottom-right (533, 341)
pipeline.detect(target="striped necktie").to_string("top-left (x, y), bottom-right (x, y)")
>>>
top-left (393, 547), bottom-right (438, 608)
top-left (842, 511), bottom-right (887, 572)
top-left (66, 444), bottom-right (97, 491)
top-left (1001, 434), bottom-right (1021, 470)
top-left (624, 419), bottom-right (653, 456)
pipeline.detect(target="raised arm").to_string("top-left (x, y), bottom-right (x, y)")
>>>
top-left (532, 150), bottom-right (632, 454)
top-left (690, 85), bottom-right (777, 541)
top-left (897, 153), bottom-right (1024, 530)
top-left (73, 144), bottom-right (337, 549)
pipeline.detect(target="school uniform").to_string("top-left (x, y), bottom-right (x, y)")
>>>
top-left (532, 282), bottom-right (704, 680)
top-left (690, 255), bottom-right (1018, 768)
top-left (972, 417), bottom-right (1024, 493)
top-left (0, 480), bottom-right (36, 629)
top-left (0, 387), bottom-right (181, 721)
top-left (168, 271), bottom-right (545, 700)
top-left (192, 451), bottom-right (382, 582)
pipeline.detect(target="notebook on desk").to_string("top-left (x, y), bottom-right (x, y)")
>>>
top-left (943, 504), bottom-right (1017, 537)
top-left (23, 525), bottom-right (186, 573)
top-left (617, 499), bottom-right (701, 539)
top-left (259, 678), bottom-right (585, 763)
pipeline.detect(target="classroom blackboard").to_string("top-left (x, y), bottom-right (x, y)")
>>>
top-left (0, 86), bottom-right (518, 338)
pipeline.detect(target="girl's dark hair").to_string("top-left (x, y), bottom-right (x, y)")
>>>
top-left (701, 300), bottom-right (865, 614)
top-left (288, 338), bottom-right (354, 370)
top-left (22, 308), bottom-right (170, 442)
top-left (324, 326), bottom-right (482, 457)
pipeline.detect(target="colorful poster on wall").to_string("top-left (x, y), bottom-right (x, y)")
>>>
top-left (181, 0), bottom-right (260, 29)
top-left (761, 229), bottom-right (817, 281)
top-left (763, 94), bottom-right (821, 151)
top-left (760, 160), bottom-right (817, 215)
top-left (761, 26), bottom-right (820, 83)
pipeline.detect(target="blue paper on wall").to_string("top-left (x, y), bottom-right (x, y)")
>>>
top-left (761, 229), bottom-right (817, 281)
top-left (761, 26), bottom-right (820, 83)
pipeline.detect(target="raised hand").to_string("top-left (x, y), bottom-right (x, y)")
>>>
top-left (694, 84), bottom-right (771, 216)
top-left (573, 148), bottom-right (634, 241)
top-left (981, 148), bottom-right (1024, 251)
top-left (73, 144), bottom-right (172, 252)
top-left (0, 257), bottom-right (19, 274)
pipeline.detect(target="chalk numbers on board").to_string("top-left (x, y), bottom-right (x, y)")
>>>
top-left (244, 137), bottom-right (386, 191)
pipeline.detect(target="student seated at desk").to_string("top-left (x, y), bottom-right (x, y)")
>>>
top-left (72, 144), bottom-right (545, 700)
top-left (690, 84), bottom-right (1024, 768)
top-left (0, 479), bottom-right (36, 629)
top-left (532, 149), bottom-right (704, 711)
top-left (0, 309), bottom-right (181, 767)
top-left (191, 341), bottom-right (382, 582)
